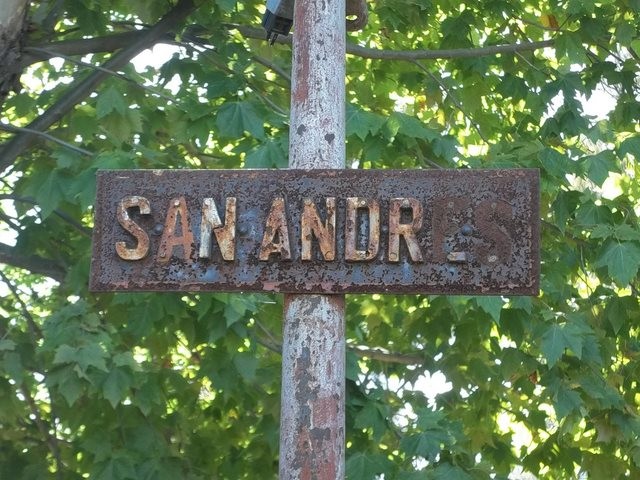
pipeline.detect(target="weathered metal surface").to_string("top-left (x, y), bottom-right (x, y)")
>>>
top-left (281, 294), bottom-right (345, 480)
top-left (90, 168), bottom-right (540, 295)
top-left (283, 0), bottom-right (346, 478)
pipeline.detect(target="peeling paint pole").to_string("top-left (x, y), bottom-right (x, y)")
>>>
top-left (280, 0), bottom-right (346, 478)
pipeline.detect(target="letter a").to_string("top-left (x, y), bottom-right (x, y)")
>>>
top-left (259, 198), bottom-right (292, 260)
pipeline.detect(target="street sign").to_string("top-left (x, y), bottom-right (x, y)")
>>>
top-left (90, 168), bottom-right (539, 295)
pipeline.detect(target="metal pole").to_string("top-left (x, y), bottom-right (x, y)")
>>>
top-left (280, 0), bottom-right (346, 478)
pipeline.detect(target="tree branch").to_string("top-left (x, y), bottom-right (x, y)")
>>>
top-left (23, 47), bottom-right (177, 102)
top-left (20, 31), bottom-right (155, 67)
top-left (0, 242), bottom-right (66, 281)
top-left (19, 383), bottom-right (64, 478)
top-left (21, 24), bottom-right (555, 70)
top-left (251, 322), bottom-right (424, 366)
top-left (350, 345), bottom-right (424, 365)
top-left (232, 24), bottom-right (554, 61)
top-left (0, 0), bottom-right (199, 173)
top-left (0, 270), bottom-right (43, 338)
top-left (0, 122), bottom-right (93, 156)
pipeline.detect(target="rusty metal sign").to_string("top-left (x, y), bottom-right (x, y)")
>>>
top-left (90, 169), bottom-right (539, 294)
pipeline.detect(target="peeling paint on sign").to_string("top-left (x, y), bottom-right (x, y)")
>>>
top-left (90, 169), bottom-right (540, 294)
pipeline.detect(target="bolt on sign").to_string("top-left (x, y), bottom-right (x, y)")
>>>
top-left (90, 169), bottom-right (539, 295)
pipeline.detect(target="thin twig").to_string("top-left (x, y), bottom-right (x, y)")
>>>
top-left (0, 270), bottom-right (43, 339)
top-left (253, 89), bottom-right (288, 117)
top-left (254, 319), bottom-right (281, 347)
top-left (251, 54), bottom-right (291, 83)
top-left (0, 210), bottom-right (21, 231)
top-left (192, 44), bottom-right (289, 116)
top-left (23, 47), bottom-right (177, 102)
top-left (0, 122), bottom-right (93, 156)
top-left (252, 321), bottom-right (425, 365)
top-left (412, 61), bottom-right (489, 143)
top-left (0, 242), bottom-right (66, 281)
top-left (514, 51), bottom-right (553, 79)
top-left (0, 0), bottom-right (199, 173)
top-left (20, 384), bottom-right (64, 478)
top-left (0, 194), bottom-right (92, 237)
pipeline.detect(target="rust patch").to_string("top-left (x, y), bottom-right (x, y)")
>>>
top-left (115, 196), bottom-right (151, 260)
top-left (157, 196), bottom-right (194, 264)
top-left (344, 197), bottom-right (380, 261)
top-left (90, 169), bottom-right (540, 295)
top-left (199, 197), bottom-right (236, 261)
top-left (259, 197), bottom-right (292, 260)
top-left (301, 197), bottom-right (336, 261)
top-left (388, 197), bottom-right (423, 263)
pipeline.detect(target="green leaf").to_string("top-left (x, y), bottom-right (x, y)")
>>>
top-left (53, 345), bottom-right (78, 365)
top-left (556, 33), bottom-right (588, 65)
top-left (554, 385), bottom-right (583, 420)
top-left (612, 225), bottom-right (640, 241)
top-left (0, 339), bottom-right (16, 351)
top-left (552, 190), bottom-right (580, 232)
top-left (583, 453), bottom-right (627, 479)
top-left (595, 241), bottom-right (640, 285)
top-left (24, 169), bottom-right (65, 218)
top-left (538, 148), bottom-right (570, 179)
top-left (92, 456), bottom-right (136, 480)
top-left (574, 201), bottom-right (611, 226)
top-left (244, 140), bottom-right (287, 168)
top-left (583, 150), bottom-right (617, 186)
top-left (102, 368), bottom-right (132, 408)
top-left (54, 344), bottom-right (108, 374)
top-left (216, 101), bottom-right (265, 139)
top-left (205, 71), bottom-right (241, 98)
top-left (60, 375), bottom-right (84, 406)
top-left (591, 224), bottom-right (640, 242)
top-left (96, 85), bottom-right (127, 119)
top-left (52, 149), bottom-right (82, 169)
top-left (113, 352), bottom-right (138, 369)
top-left (233, 353), bottom-right (258, 382)
top-left (216, 0), bottom-right (237, 12)
top-left (346, 104), bottom-right (386, 141)
top-left (474, 296), bottom-right (504, 323)
top-left (604, 296), bottom-right (638, 334)
top-left (354, 402), bottom-right (387, 441)
top-left (400, 432), bottom-right (442, 461)
top-left (432, 463), bottom-right (473, 480)
top-left (2, 352), bottom-right (23, 383)
top-left (346, 452), bottom-right (392, 479)
top-left (618, 136), bottom-right (640, 158)
top-left (615, 22), bottom-right (635, 46)
top-left (388, 112), bottom-right (437, 141)
top-left (541, 323), bottom-right (584, 367)
top-left (577, 372), bottom-right (623, 409)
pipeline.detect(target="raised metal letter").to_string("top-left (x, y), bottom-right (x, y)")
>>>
top-left (115, 196), bottom-right (151, 261)
top-left (199, 197), bottom-right (236, 261)
top-left (432, 197), bottom-right (470, 263)
top-left (345, 197), bottom-right (379, 261)
top-left (259, 197), bottom-right (292, 260)
top-left (388, 197), bottom-right (424, 262)
top-left (157, 197), bottom-right (194, 263)
top-left (475, 199), bottom-right (513, 263)
top-left (301, 197), bottom-right (336, 261)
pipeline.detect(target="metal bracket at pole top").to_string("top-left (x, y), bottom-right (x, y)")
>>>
top-left (262, 0), bottom-right (368, 44)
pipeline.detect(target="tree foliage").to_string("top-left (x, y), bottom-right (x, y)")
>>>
top-left (0, 0), bottom-right (639, 478)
